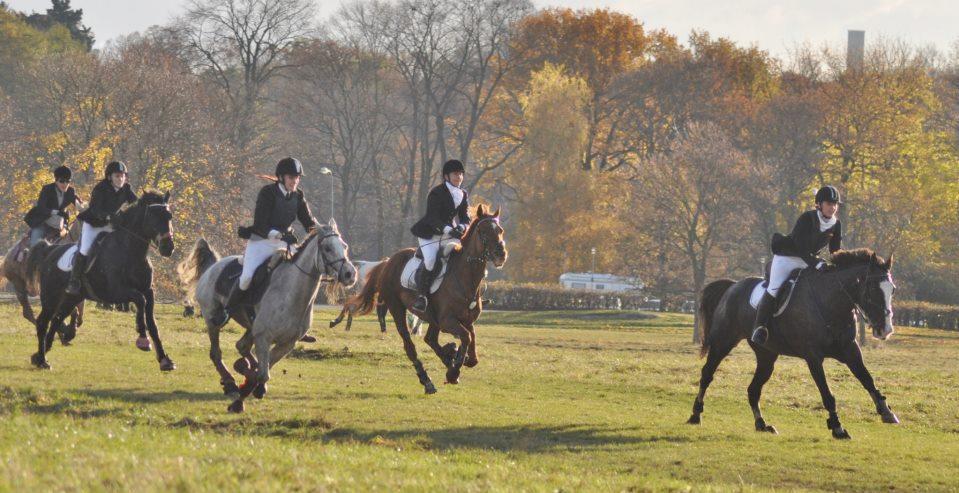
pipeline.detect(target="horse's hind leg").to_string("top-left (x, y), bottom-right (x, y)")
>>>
top-left (687, 339), bottom-right (736, 425)
top-left (378, 304), bottom-right (389, 333)
top-left (748, 348), bottom-right (779, 433)
top-left (390, 304), bottom-right (436, 394)
top-left (208, 321), bottom-right (239, 396)
top-left (13, 280), bottom-right (35, 324)
top-left (330, 306), bottom-right (347, 329)
top-left (805, 356), bottom-right (850, 439)
top-left (840, 342), bottom-right (899, 424)
top-left (32, 307), bottom-right (54, 369)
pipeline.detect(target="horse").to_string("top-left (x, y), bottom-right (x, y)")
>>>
top-left (329, 259), bottom-right (423, 335)
top-left (687, 249), bottom-right (900, 439)
top-left (180, 221), bottom-right (356, 413)
top-left (176, 237), bottom-right (219, 318)
top-left (26, 191), bottom-right (177, 371)
top-left (1, 221), bottom-right (84, 343)
top-left (347, 204), bottom-right (507, 394)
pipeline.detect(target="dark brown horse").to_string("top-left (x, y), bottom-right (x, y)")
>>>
top-left (348, 205), bottom-right (507, 393)
top-left (1, 223), bottom-right (84, 343)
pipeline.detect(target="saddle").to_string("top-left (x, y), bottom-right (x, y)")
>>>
top-left (215, 252), bottom-right (287, 312)
top-left (750, 265), bottom-right (805, 317)
top-left (403, 241), bottom-right (460, 294)
top-left (12, 236), bottom-right (29, 262)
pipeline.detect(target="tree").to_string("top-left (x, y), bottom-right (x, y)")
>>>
top-left (178, 0), bottom-right (317, 150)
top-left (636, 123), bottom-right (750, 342)
top-left (23, 0), bottom-right (94, 50)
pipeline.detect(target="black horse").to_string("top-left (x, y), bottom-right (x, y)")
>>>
top-left (688, 249), bottom-right (899, 439)
top-left (26, 191), bottom-right (177, 371)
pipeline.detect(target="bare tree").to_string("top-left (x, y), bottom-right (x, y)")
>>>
top-left (638, 123), bottom-right (750, 342)
top-left (178, 0), bottom-right (317, 150)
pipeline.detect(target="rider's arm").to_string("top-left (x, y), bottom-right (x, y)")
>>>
top-left (829, 220), bottom-right (842, 254)
top-left (790, 212), bottom-right (821, 268)
top-left (251, 185), bottom-right (277, 238)
top-left (424, 187), bottom-right (449, 235)
top-left (124, 185), bottom-right (138, 205)
top-left (296, 190), bottom-right (317, 232)
top-left (457, 190), bottom-right (472, 227)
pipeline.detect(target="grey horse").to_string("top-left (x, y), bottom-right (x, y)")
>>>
top-left (179, 222), bottom-right (356, 412)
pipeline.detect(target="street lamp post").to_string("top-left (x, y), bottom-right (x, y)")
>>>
top-left (319, 167), bottom-right (333, 219)
top-left (590, 247), bottom-right (597, 282)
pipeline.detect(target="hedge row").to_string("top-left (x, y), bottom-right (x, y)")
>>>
top-left (483, 281), bottom-right (661, 311)
top-left (893, 301), bottom-right (959, 331)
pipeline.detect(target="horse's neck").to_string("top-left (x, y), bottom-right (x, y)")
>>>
top-left (114, 215), bottom-right (150, 257)
top-left (815, 267), bottom-right (862, 317)
top-left (451, 237), bottom-right (487, 295)
top-left (279, 238), bottom-right (323, 303)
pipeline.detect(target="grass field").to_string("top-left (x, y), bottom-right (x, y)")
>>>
top-left (1, 302), bottom-right (957, 492)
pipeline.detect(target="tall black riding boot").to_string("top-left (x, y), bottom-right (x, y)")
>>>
top-left (65, 254), bottom-right (86, 296)
top-left (411, 264), bottom-right (436, 312)
top-left (750, 292), bottom-right (776, 344)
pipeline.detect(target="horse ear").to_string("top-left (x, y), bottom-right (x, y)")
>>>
top-left (476, 204), bottom-right (486, 217)
top-left (163, 191), bottom-right (171, 202)
top-left (493, 207), bottom-right (501, 218)
top-left (886, 254), bottom-right (894, 270)
top-left (329, 217), bottom-right (338, 232)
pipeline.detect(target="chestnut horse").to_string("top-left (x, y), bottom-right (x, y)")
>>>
top-left (348, 205), bottom-right (507, 393)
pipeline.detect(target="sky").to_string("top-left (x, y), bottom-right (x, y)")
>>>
top-left (7, 0), bottom-right (959, 60)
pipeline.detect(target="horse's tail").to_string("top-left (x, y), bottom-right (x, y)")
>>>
top-left (346, 261), bottom-right (387, 316)
top-left (177, 238), bottom-right (220, 305)
top-left (25, 242), bottom-right (55, 295)
top-left (699, 279), bottom-right (735, 358)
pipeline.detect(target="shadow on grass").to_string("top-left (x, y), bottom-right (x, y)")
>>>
top-left (78, 388), bottom-right (225, 404)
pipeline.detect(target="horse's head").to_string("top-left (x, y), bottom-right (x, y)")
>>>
top-left (464, 204), bottom-right (507, 268)
top-left (314, 219), bottom-right (356, 286)
top-left (833, 249), bottom-right (895, 340)
top-left (140, 191), bottom-right (176, 257)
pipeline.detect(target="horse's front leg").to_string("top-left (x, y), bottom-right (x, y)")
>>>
top-left (840, 341), bottom-right (899, 424)
top-left (142, 288), bottom-right (174, 371)
top-left (424, 323), bottom-right (456, 368)
top-left (14, 281), bottom-right (35, 324)
top-left (805, 356), bottom-right (850, 439)
top-left (464, 323), bottom-right (478, 368)
top-left (444, 320), bottom-right (472, 385)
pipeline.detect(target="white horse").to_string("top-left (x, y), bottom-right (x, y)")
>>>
top-left (179, 222), bottom-right (356, 413)
top-left (329, 259), bottom-right (423, 335)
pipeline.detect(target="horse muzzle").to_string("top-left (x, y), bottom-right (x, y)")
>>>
top-left (339, 262), bottom-right (357, 287)
top-left (873, 318), bottom-right (895, 341)
top-left (492, 244), bottom-right (508, 268)
top-left (156, 233), bottom-right (175, 257)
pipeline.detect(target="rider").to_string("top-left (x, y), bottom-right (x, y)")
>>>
top-left (24, 165), bottom-right (81, 247)
top-left (410, 159), bottom-right (471, 312)
top-left (66, 161), bottom-right (138, 296)
top-left (751, 185), bottom-right (843, 344)
top-left (226, 157), bottom-right (318, 318)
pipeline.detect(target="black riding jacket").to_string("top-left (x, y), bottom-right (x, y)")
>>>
top-left (411, 183), bottom-right (471, 239)
top-left (77, 179), bottom-right (137, 227)
top-left (23, 183), bottom-right (79, 227)
top-left (244, 183), bottom-right (317, 239)
top-left (772, 209), bottom-right (842, 267)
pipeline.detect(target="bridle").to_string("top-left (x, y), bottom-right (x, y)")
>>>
top-left (110, 202), bottom-right (173, 252)
top-left (464, 217), bottom-right (504, 264)
top-left (836, 262), bottom-right (892, 326)
top-left (290, 228), bottom-right (349, 282)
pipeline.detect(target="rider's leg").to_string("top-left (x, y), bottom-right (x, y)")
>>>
top-left (66, 222), bottom-right (97, 296)
top-left (751, 255), bottom-right (806, 344)
top-left (412, 237), bottom-right (440, 312)
top-left (225, 237), bottom-right (279, 316)
top-left (28, 226), bottom-right (46, 248)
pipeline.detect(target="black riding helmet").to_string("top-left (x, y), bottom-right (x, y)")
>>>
top-left (54, 165), bottom-right (72, 182)
top-left (815, 185), bottom-right (842, 204)
top-left (104, 161), bottom-right (128, 178)
top-left (442, 159), bottom-right (465, 177)
top-left (275, 157), bottom-right (304, 178)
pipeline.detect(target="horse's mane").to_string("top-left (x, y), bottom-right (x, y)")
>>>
top-left (461, 213), bottom-right (494, 243)
top-left (114, 191), bottom-right (167, 228)
top-left (290, 225), bottom-right (334, 262)
top-left (830, 248), bottom-right (886, 270)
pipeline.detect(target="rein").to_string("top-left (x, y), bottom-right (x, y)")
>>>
top-left (110, 203), bottom-right (172, 253)
top-left (289, 230), bottom-right (348, 282)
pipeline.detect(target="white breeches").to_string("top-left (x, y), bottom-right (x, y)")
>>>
top-left (239, 235), bottom-right (291, 290)
top-left (767, 255), bottom-right (808, 295)
top-left (79, 222), bottom-right (113, 255)
top-left (417, 234), bottom-right (456, 271)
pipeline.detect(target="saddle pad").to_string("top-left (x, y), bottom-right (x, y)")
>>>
top-left (214, 256), bottom-right (274, 306)
top-left (57, 245), bottom-right (78, 272)
top-left (749, 270), bottom-right (803, 318)
top-left (401, 256), bottom-right (448, 294)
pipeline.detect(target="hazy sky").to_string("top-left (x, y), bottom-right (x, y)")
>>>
top-left (7, 0), bottom-right (959, 59)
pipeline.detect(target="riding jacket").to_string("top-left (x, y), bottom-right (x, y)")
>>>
top-left (240, 182), bottom-right (317, 240)
top-left (77, 179), bottom-right (137, 227)
top-left (771, 210), bottom-right (842, 267)
top-left (411, 182), bottom-right (471, 240)
top-left (24, 183), bottom-right (79, 228)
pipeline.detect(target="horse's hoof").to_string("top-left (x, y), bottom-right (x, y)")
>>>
top-left (686, 414), bottom-right (701, 425)
top-left (159, 357), bottom-right (176, 372)
top-left (756, 424), bottom-right (778, 434)
top-left (233, 358), bottom-right (251, 374)
top-left (424, 382), bottom-right (437, 394)
top-left (227, 400), bottom-right (244, 413)
top-left (253, 383), bottom-right (267, 399)
top-left (882, 412), bottom-right (900, 424)
top-left (299, 334), bottom-right (317, 343)
top-left (31, 353), bottom-right (50, 369)
top-left (136, 337), bottom-right (152, 352)
top-left (831, 427), bottom-right (851, 440)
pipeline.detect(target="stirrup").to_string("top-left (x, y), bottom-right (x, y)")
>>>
top-left (412, 295), bottom-right (428, 312)
top-left (751, 326), bottom-right (769, 344)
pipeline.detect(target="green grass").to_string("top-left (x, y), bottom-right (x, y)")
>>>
top-left (0, 302), bottom-right (957, 492)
